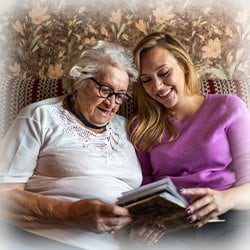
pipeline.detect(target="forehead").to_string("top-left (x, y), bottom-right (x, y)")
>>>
top-left (99, 65), bottom-right (129, 90)
top-left (140, 47), bottom-right (178, 72)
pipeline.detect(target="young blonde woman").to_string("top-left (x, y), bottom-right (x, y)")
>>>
top-left (128, 32), bottom-right (250, 249)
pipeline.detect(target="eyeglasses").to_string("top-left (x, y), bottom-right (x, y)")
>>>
top-left (89, 77), bottom-right (131, 105)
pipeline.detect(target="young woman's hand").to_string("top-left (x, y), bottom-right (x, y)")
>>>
top-left (180, 187), bottom-right (233, 228)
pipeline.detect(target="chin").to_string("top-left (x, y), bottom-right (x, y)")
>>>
top-left (94, 119), bottom-right (109, 126)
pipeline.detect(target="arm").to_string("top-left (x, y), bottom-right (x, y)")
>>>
top-left (0, 183), bottom-right (131, 233)
top-left (182, 96), bottom-right (250, 227)
top-left (136, 150), bottom-right (154, 185)
top-left (0, 106), bottom-right (131, 233)
top-left (181, 183), bottom-right (250, 228)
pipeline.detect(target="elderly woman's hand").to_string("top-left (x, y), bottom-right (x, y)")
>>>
top-left (129, 223), bottom-right (166, 246)
top-left (69, 198), bottom-right (132, 233)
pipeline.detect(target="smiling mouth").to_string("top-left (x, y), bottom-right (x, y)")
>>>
top-left (158, 87), bottom-right (173, 98)
top-left (98, 107), bottom-right (112, 115)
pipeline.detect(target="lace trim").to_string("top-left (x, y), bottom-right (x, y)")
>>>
top-left (49, 104), bottom-right (129, 166)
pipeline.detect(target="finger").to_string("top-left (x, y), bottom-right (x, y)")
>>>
top-left (134, 225), bottom-right (164, 245)
top-left (103, 222), bottom-right (122, 234)
top-left (190, 208), bottom-right (219, 228)
top-left (101, 204), bottom-right (131, 217)
top-left (181, 187), bottom-right (211, 196)
top-left (193, 212), bottom-right (215, 228)
top-left (130, 226), bottom-right (155, 245)
top-left (187, 194), bottom-right (215, 214)
top-left (143, 229), bottom-right (166, 245)
top-left (129, 225), bottom-right (148, 242)
top-left (112, 205), bottom-right (131, 216)
top-left (146, 229), bottom-right (166, 246)
top-left (106, 216), bottom-right (132, 228)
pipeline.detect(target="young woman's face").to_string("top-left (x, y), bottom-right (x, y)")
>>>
top-left (139, 46), bottom-right (187, 109)
top-left (76, 65), bottom-right (129, 126)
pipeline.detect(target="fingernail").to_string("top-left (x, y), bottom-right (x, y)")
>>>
top-left (186, 208), bottom-right (192, 215)
top-left (179, 188), bottom-right (184, 193)
top-left (187, 216), bottom-right (194, 223)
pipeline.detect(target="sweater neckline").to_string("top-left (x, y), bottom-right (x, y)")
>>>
top-left (169, 94), bottom-right (208, 125)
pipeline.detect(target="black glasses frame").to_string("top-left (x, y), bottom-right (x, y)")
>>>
top-left (89, 77), bottom-right (131, 105)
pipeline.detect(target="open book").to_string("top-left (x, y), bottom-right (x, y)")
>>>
top-left (117, 177), bottom-right (224, 232)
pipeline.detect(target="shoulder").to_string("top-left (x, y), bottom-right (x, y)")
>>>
top-left (111, 114), bottom-right (127, 126)
top-left (207, 93), bottom-right (244, 103)
top-left (109, 114), bottom-right (129, 132)
top-left (205, 94), bottom-right (250, 125)
top-left (18, 95), bottom-right (66, 117)
top-left (206, 94), bottom-right (248, 111)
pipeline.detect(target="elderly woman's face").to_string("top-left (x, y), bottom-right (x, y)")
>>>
top-left (76, 65), bottom-right (129, 127)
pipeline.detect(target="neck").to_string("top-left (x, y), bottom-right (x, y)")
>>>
top-left (169, 95), bottom-right (204, 120)
top-left (66, 95), bottom-right (107, 130)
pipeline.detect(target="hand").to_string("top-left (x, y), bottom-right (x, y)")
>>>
top-left (129, 224), bottom-right (166, 246)
top-left (181, 188), bottom-right (232, 228)
top-left (69, 199), bottom-right (131, 233)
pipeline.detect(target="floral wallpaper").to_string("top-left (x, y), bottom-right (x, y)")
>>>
top-left (0, 0), bottom-right (250, 83)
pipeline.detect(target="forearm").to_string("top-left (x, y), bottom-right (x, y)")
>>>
top-left (224, 183), bottom-right (250, 210)
top-left (0, 184), bottom-right (132, 234)
top-left (0, 187), bottom-right (71, 229)
top-left (182, 182), bottom-right (250, 222)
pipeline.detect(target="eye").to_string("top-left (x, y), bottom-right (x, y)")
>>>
top-left (159, 70), bottom-right (171, 78)
top-left (140, 78), bottom-right (151, 84)
top-left (118, 93), bottom-right (126, 98)
top-left (116, 94), bottom-right (124, 101)
top-left (100, 85), bottom-right (111, 93)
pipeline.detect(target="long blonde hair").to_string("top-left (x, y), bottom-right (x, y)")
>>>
top-left (129, 32), bottom-right (200, 151)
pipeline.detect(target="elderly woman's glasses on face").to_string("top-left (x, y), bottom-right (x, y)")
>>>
top-left (89, 78), bottom-right (131, 105)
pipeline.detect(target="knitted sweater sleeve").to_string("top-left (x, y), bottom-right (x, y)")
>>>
top-left (227, 96), bottom-right (250, 186)
top-left (136, 150), bottom-right (154, 185)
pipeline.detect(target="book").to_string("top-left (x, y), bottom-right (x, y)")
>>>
top-left (117, 177), bottom-right (224, 232)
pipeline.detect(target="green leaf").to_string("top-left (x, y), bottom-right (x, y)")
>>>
top-left (28, 35), bottom-right (42, 51)
top-left (199, 67), bottom-right (228, 79)
top-left (121, 33), bottom-right (129, 41)
top-left (117, 23), bottom-right (126, 39)
top-left (111, 24), bottom-right (116, 34)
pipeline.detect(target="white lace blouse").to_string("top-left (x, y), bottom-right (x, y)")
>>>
top-left (0, 95), bottom-right (142, 249)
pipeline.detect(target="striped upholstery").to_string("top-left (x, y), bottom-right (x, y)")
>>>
top-left (0, 78), bottom-right (249, 139)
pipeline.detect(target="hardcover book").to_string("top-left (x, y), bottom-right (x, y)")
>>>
top-left (117, 177), bottom-right (224, 232)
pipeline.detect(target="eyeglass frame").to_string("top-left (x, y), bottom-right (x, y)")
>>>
top-left (89, 77), bottom-right (131, 105)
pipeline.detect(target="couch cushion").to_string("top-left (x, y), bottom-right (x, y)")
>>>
top-left (200, 79), bottom-right (250, 107)
top-left (0, 78), bottom-right (249, 139)
top-left (0, 78), bottom-right (65, 138)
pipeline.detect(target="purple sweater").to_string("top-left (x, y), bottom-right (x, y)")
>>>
top-left (136, 94), bottom-right (250, 190)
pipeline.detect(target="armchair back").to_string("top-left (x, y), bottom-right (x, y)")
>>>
top-left (0, 78), bottom-right (249, 139)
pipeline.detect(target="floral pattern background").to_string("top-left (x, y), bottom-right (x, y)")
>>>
top-left (0, 0), bottom-right (250, 83)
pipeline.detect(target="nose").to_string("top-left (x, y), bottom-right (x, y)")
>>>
top-left (106, 94), bottom-right (116, 107)
top-left (152, 77), bottom-right (164, 90)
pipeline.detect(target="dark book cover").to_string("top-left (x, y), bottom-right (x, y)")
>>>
top-left (117, 177), bottom-right (224, 232)
top-left (123, 192), bottom-right (191, 232)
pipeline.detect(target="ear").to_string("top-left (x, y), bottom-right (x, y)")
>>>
top-left (182, 65), bottom-right (188, 74)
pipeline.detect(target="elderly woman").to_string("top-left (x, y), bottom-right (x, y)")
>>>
top-left (0, 41), bottom-right (142, 250)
